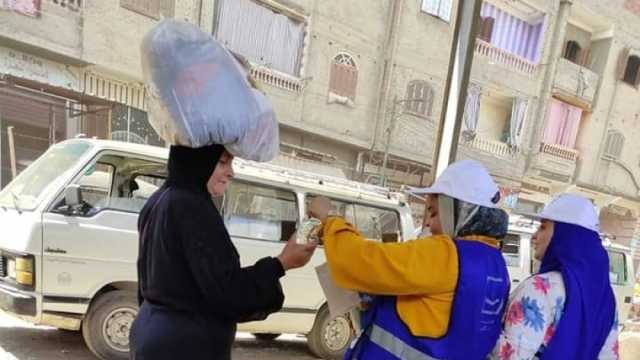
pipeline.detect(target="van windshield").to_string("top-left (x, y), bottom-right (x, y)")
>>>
top-left (0, 141), bottom-right (92, 211)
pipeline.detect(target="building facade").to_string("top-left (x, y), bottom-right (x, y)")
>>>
top-left (0, 0), bottom-right (639, 267)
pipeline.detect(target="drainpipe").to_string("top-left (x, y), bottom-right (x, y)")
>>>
top-left (523, 0), bottom-right (573, 175)
top-left (591, 81), bottom-right (619, 185)
top-left (196, 0), bottom-right (204, 26)
top-left (371, 0), bottom-right (403, 151)
top-left (355, 151), bottom-right (365, 179)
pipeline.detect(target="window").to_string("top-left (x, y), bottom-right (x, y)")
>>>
top-left (477, 16), bottom-right (495, 42)
top-left (329, 53), bottom-right (359, 102)
top-left (563, 41), bottom-right (582, 64)
top-left (623, 55), bottom-right (640, 87)
top-left (214, 0), bottom-right (306, 76)
top-left (608, 250), bottom-right (627, 285)
top-left (57, 154), bottom-right (167, 215)
top-left (421, 0), bottom-right (453, 23)
top-left (404, 80), bottom-right (434, 118)
top-left (0, 142), bottom-right (92, 210)
top-left (542, 98), bottom-right (583, 149)
top-left (0, 0), bottom-right (40, 17)
top-left (305, 195), bottom-right (402, 242)
top-left (501, 233), bottom-right (521, 267)
top-left (120, 0), bottom-right (174, 19)
top-left (478, 2), bottom-right (544, 63)
top-left (354, 204), bottom-right (401, 242)
top-left (111, 105), bottom-right (164, 147)
top-left (77, 163), bottom-right (115, 209)
top-left (224, 181), bottom-right (298, 243)
top-left (603, 130), bottom-right (625, 160)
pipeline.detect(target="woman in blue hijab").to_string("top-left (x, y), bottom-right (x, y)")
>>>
top-left (490, 194), bottom-right (619, 359)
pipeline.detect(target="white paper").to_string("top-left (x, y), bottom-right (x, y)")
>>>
top-left (315, 263), bottom-right (361, 320)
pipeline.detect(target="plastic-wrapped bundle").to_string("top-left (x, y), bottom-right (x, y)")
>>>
top-left (141, 19), bottom-right (279, 162)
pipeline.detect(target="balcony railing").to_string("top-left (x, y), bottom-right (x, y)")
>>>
top-left (539, 142), bottom-right (579, 162)
top-left (554, 58), bottom-right (599, 105)
top-left (467, 136), bottom-right (514, 158)
top-left (475, 39), bottom-right (537, 75)
top-left (251, 66), bottom-right (302, 93)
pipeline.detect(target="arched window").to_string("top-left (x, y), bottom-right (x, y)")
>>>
top-left (404, 80), bottom-right (434, 118)
top-left (329, 53), bottom-right (358, 101)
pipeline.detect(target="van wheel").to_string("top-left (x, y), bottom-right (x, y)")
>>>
top-left (82, 290), bottom-right (138, 360)
top-left (307, 306), bottom-right (353, 359)
top-left (253, 333), bottom-right (281, 341)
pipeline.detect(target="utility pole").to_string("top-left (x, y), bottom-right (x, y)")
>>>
top-left (432, 0), bottom-right (484, 177)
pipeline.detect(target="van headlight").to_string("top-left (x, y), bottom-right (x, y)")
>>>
top-left (7, 256), bottom-right (34, 287)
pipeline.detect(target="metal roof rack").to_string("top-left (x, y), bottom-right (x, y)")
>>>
top-left (234, 158), bottom-right (404, 202)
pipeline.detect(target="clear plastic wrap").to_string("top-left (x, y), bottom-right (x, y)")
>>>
top-left (141, 19), bottom-right (279, 162)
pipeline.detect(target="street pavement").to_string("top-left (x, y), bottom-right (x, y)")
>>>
top-left (0, 310), bottom-right (638, 359)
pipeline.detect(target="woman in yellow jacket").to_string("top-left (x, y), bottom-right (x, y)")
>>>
top-left (309, 160), bottom-right (511, 360)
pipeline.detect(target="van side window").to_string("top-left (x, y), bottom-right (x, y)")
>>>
top-left (354, 205), bottom-right (401, 242)
top-left (77, 163), bottom-right (115, 208)
top-left (305, 195), bottom-right (401, 243)
top-left (608, 251), bottom-right (627, 285)
top-left (56, 154), bottom-right (167, 216)
top-left (224, 181), bottom-right (298, 243)
top-left (501, 234), bottom-right (521, 267)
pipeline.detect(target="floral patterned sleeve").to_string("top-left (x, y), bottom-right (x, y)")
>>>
top-left (489, 272), bottom-right (566, 360)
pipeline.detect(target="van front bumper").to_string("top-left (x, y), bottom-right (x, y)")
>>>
top-left (0, 281), bottom-right (36, 316)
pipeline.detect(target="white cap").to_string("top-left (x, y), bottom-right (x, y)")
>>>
top-left (409, 160), bottom-right (500, 208)
top-left (529, 194), bottom-right (600, 233)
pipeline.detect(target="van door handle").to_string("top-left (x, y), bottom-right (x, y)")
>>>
top-left (512, 279), bottom-right (520, 283)
top-left (625, 296), bottom-right (632, 304)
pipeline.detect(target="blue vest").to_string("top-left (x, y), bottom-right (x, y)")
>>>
top-left (346, 239), bottom-right (510, 360)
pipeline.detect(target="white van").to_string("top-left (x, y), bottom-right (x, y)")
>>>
top-left (0, 139), bottom-right (416, 360)
top-left (503, 215), bottom-right (636, 322)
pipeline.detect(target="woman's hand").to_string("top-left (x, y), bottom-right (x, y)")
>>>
top-left (308, 196), bottom-right (333, 222)
top-left (277, 234), bottom-right (317, 271)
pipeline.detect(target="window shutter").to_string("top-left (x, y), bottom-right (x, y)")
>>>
top-left (425, 86), bottom-right (434, 117)
top-left (604, 131), bottom-right (624, 160)
top-left (478, 17), bottom-right (495, 42)
top-left (330, 61), bottom-right (358, 101)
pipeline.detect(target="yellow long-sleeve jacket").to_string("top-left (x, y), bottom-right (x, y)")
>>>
top-left (321, 217), bottom-right (499, 338)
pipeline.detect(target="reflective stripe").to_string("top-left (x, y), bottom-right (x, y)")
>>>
top-left (368, 324), bottom-right (438, 360)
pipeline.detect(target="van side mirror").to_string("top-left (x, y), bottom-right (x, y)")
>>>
top-left (65, 184), bottom-right (82, 207)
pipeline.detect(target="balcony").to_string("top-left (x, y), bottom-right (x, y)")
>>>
top-left (540, 142), bottom-right (579, 162)
top-left (251, 65), bottom-right (302, 93)
top-left (531, 142), bottom-right (579, 183)
top-left (475, 39), bottom-right (537, 76)
top-left (553, 58), bottom-right (600, 108)
top-left (465, 136), bottom-right (515, 158)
